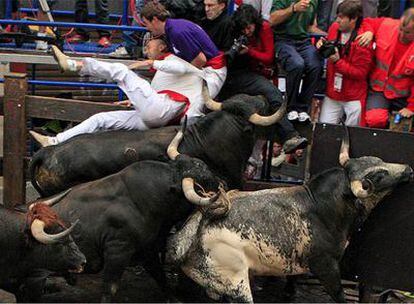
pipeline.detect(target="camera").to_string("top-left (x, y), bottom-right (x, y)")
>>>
top-left (231, 35), bottom-right (249, 53)
top-left (318, 40), bottom-right (341, 59)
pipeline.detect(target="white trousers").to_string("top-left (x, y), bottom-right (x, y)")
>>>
top-left (56, 58), bottom-right (184, 143)
top-left (319, 96), bottom-right (361, 126)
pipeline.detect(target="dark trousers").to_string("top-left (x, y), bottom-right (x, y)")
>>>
top-left (219, 70), bottom-right (298, 142)
top-left (317, 0), bottom-right (334, 32)
top-left (275, 38), bottom-right (322, 113)
top-left (75, 0), bottom-right (110, 38)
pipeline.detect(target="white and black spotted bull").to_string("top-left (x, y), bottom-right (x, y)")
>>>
top-left (30, 86), bottom-right (286, 196)
top-left (0, 194), bottom-right (86, 301)
top-left (166, 126), bottom-right (414, 303)
top-left (29, 131), bottom-right (228, 302)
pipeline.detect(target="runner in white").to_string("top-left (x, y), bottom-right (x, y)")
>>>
top-left (30, 39), bottom-right (206, 147)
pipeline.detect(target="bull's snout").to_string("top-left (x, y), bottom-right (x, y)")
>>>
top-left (407, 166), bottom-right (414, 182)
top-left (403, 166), bottom-right (414, 183)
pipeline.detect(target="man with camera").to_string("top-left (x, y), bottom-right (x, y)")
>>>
top-left (270, 0), bottom-right (326, 122)
top-left (362, 8), bottom-right (414, 129)
top-left (317, 0), bottom-right (374, 126)
top-left (219, 5), bottom-right (308, 177)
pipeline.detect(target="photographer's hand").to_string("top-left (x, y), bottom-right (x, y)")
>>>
top-left (328, 48), bottom-right (340, 63)
top-left (239, 45), bottom-right (249, 55)
top-left (316, 37), bottom-right (326, 49)
top-left (399, 108), bottom-right (414, 118)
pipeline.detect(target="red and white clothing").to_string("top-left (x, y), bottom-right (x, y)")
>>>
top-left (55, 55), bottom-right (204, 143)
top-left (363, 17), bottom-right (414, 128)
top-left (319, 22), bottom-right (374, 126)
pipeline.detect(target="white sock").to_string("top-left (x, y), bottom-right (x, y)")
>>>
top-left (48, 136), bottom-right (58, 145)
top-left (67, 60), bottom-right (78, 72)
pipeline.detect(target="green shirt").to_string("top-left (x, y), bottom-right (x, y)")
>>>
top-left (271, 0), bottom-right (318, 40)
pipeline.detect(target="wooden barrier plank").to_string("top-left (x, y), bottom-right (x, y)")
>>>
top-left (3, 73), bottom-right (28, 208)
top-left (25, 95), bottom-right (130, 122)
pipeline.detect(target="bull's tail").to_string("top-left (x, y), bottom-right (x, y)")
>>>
top-left (29, 150), bottom-right (47, 197)
top-left (166, 211), bottom-right (203, 265)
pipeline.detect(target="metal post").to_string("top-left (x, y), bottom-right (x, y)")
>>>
top-left (122, 0), bottom-right (129, 25)
top-left (5, 0), bottom-right (12, 19)
top-left (3, 73), bottom-right (28, 208)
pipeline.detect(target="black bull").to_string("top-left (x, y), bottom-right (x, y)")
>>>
top-left (30, 94), bottom-right (285, 196)
top-left (0, 202), bottom-right (86, 301)
top-left (32, 154), bottom-right (223, 302)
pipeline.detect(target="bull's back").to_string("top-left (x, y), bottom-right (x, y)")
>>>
top-left (199, 187), bottom-right (313, 275)
top-left (31, 127), bottom-right (178, 196)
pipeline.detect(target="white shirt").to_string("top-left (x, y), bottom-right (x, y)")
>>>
top-left (152, 54), bottom-right (205, 119)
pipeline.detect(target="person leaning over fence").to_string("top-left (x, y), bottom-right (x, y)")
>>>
top-left (317, 0), bottom-right (374, 126)
top-left (140, 1), bottom-right (227, 98)
top-left (29, 39), bottom-right (206, 147)
top-left (359, 8), bottom-right (414, 129)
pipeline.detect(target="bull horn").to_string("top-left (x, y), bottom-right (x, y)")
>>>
top-left (248, 101), bottom-right (286, 126)
top-left (182, 177), bottom-right (218, 206)
top-left (167, 117), bottom-right (187, 160)
top-left (31, 219), bottom-right (80, 245)
top-left (203, 84), bottom-right (222, 111)
top-left (29, 189), bottom-right (71, 211)
top-left (339, 121), bottom-right (350, 167)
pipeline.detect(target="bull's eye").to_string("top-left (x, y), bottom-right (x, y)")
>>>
top-left (361, 179), bottom-right (373, 191)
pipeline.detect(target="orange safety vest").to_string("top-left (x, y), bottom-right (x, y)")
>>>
top-left (370, 19), bottom-right (414, 100)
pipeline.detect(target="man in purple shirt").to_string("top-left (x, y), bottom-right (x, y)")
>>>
top-left (141, 2), bottom-right (227, 98)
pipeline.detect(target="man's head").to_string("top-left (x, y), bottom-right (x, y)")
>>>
top-left (204, 0), bottom-right (227, 21)
top-left (141, 2), bottom-right (170, 36)
top-left (336, 0), bottom-right (362, 33)
top-left (399, 8), bottom-right (414, 44)
top-left (144, 38), bottom-right (169, 60)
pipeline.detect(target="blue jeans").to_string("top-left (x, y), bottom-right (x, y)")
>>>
top-left (275, 38), bottom-right (322, 113)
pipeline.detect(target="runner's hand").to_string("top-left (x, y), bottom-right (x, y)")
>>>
top-left (114, 100), bottom-right (132, 107)
top-left (128, 60), bottom-right (154, 70)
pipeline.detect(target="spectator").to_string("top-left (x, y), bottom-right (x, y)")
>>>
top-left (110, 0), bottom-right (148, 58)
top-left (140, 1), bottom-right (227, 98)
top-left (270, 0), bottom-right (326, 123)
top-left (30, 38), bottom-right (206, 147)
top-left (318, 0), bottom-right (373, 126)
top-left (66, 0), bottom-right (111, 48)
top-left (220, 5), bottom-right (308, 163)
top-left (317, 0), bottom-right (334, 31)
top-left (202, 0), bottom-right (233, 50)
top-left (234, 0), bottom-right (273, 21)
top-left (33, 0), bottom-right (56, 50)
top-left (363, 8), bottom-right (414, 129)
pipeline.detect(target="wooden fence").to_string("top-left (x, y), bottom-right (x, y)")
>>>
top-left (2, 73), bottom-right (129, 208)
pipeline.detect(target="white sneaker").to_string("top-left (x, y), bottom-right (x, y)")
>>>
top-left (298, 112), bottom-right (310, 122)
top-left (36, 32), bottom-right (48, 50)
top-left (287, 111), bottom-right (299, 121)
top-left (109, 46), bottom-right (130, 58)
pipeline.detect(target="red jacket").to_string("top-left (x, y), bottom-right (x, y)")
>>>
top-left (325, 22), bottom-right (374, 104)
top-left (364, 18), bottom-right (414, 111)
top-left (247, 20), bottom-right (274, 76)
